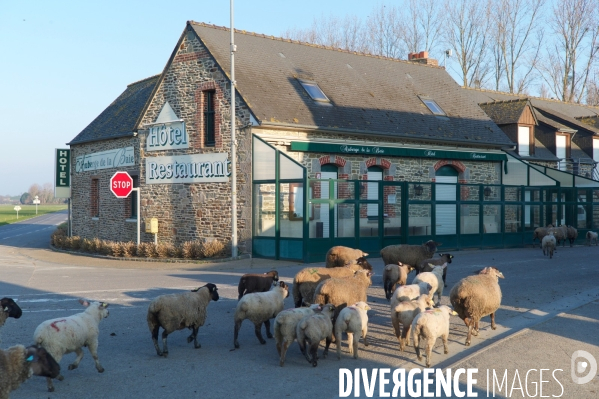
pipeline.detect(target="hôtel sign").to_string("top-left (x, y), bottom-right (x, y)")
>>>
top-left (290, 142), bottom-right (507, 162)
top-left (146, 121), bottom-right (188, 151)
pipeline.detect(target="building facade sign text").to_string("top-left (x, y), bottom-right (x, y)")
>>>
top-left (146, 153), bottom-right (231, 184)
top-left (75, 147), bottom-right (135, 173)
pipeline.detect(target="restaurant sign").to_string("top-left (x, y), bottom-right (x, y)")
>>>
top-left (290, 142), bottom-right (507, 162)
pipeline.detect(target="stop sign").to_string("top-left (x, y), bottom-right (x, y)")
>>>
top-left (110, 171), bottom-right (134, 198)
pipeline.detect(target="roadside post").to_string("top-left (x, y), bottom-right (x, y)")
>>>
top-left (145, 217), bottom-right (158, 245)
top-left (14, 205), bottom-right (21, 219)
top-left (33, 196), bottom-right (40, 214)
top-left (109, 171), bottom-right (139, 245)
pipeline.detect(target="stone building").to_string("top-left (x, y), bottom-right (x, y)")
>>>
top-left (68, 22), bottom-right (599, 262)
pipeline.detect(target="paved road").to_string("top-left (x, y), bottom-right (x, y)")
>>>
top-left (1, 214), bottom-right (598, 398)
top-left (0, 210), bottom-right (67, 248)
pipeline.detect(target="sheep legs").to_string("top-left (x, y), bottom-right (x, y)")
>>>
top-left (151, 325), bottom-right (164, 356)
top-left (67, 348), bottom-right (84, 370)
top-left (186, 326), bottom-right (201, 348)
top-left (279, 340), bottom-right (291, 367)
top-left (399, 325), bottom-right (411, 352)
top-left (87, 340), bottom-right (105, 373)
top-left (490, 313), bottom-right (497, 330)
top-left (254, 322), bottom-right (267, 344)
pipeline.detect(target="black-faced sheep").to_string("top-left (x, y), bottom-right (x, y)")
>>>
top-left (542, 233), bottom-right (556, 259)
top-left (296, 303), bottom-right (336, 367)
top-left (325, 246), bottom-right (372, 270)
top-left (391, 294), bottom-right (435, 352)
top-left (450, 266), bottom-right (504, 346)
top-left (382, 262), bottom-right (413, 301)
top-left (237, 270), bottom-right (279, 300)
top-left (412, 264), bottom-right (446, 305)
top-left (1, 297), bottom-right (22, 328)
top-left (33, 299), bottom-right (110, 392)
top-left (274, 304), bottom-right (321, 367)
top-left (586, 231), bottom-right (598, 246)
top-left (418, 253), bottom-right (453, 287)
top-left (147, 283), bottom-right (219, 357)
top-left (334, 301), bottom-right (370, 360)
top-left (0, 344), bottom-right (61, 399)
top-left (292, 264), bottom-right (363, 307)
top-left (380, 241), bottom-right (442, 271)
top-left (566, 225), bottom-right (578, 247)
top-left (234, 281), bottom-right (289, 349)
top-left (411, 305), bottom-right (458, 367)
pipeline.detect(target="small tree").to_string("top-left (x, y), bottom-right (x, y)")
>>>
top-left (20, 192), bottom-right (31, 204)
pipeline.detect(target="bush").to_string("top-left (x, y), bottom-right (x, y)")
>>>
top-left (137, 242), bottom-right (157, 258)
top-left (70, 236), bottom-right (82, 250)
top-left (201, 239), bottom-right (225, 258)
top-left (156, 243), bottom-right (176, 258)
top-left (181, 241), bottom-right (202, 259)
top-left (121, 241), bottom-right (136, 258)
top-left (111, 242), bottom-right (124, 257)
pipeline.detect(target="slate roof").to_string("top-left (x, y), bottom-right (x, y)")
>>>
top-left (68, 75), bottom-right (160, 145)
top-left (577, 115), bottom-right (599, 129)
top-left (478, 99), bottom-right (530, 125)
top-left (189, 22), bottom-right (513, 148)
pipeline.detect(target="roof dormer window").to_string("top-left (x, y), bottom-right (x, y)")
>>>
top-left (420, 97), bottom-right (446, 116)
top-left (299, 80), bottom-right (330, 103)
top-left (518, 126), bottom-right (531, 157)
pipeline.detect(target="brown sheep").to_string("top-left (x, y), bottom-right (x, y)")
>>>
top-left (449, 267), bottom-right (504, 346)
top-left (325, 246), bottom-right (371, 270)
top-left (380, 241), bottom-right (441, 271)
top-left (382, 262), bottom-right (414, 301)
top-left (292, 264), bottom-right (363, 307)
top-left (566, 225), bottom-right (578, 247)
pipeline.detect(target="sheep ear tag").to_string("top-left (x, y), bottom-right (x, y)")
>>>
top-left (26, 355), bottom-right (34, 362)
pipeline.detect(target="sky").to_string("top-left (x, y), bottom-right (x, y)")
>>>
top-left (2, 0), bottom-right (395, 196)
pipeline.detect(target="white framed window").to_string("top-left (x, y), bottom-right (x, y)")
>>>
top-left (518, 126), bottom-right (530, 156)
top-left (593, 138), bottom-right (599, 179)
top-left (299, 80), bottom-right (330, 102)
top-left (420, 98), bottom-right (446, 116)
top-left (556, 135), bottom-right (567, 171)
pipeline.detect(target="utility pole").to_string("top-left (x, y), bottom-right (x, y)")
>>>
top-left (230, 0), bottom-right (238, 258)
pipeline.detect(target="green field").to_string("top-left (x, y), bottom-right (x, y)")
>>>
top-left (0, 204), bottom-right (67, 226)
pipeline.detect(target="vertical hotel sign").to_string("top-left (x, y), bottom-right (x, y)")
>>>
top-left (55, 149), bottom-right (71, 198)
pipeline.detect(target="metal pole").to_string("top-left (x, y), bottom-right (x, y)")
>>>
top-left (230, 0), bottom-right (238, 258)
top-left (133, 188), bottom-right (140, 245)
top-left (68, 198), bottom-right (71, 237)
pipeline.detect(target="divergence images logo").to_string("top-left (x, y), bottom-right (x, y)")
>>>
top-left (571, 350), bottom-right (597, 385)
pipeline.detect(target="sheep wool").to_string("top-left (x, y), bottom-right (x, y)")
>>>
top-left (237, 270), bottom-right (279, 300)
top-left (325, 246), bottom-right (369, 269)
top-left (391, 294), bottom-right (435, 352)
top-left (292, 264), bottom-right (363, 307)
top-left (411, 305), bottom-right (458, 368)
top-left (312, 270), bottom-right (372, 312)
top-left (389, 282), bottom-right (433, 310)
top-left (418, 253), bottom-right (454, 287)
top-left (450, 267), bottom-right (505, 346)
top-left (33, 300), bottom-right (109, 392)
top-left (566, 226), bottom-right (578, 247)
top-left (274, 304), bottom-right (321, 367)
top-left (335, 301), bottom-right (370, 360)
top-left (234, 282), bottom-right (289, 349)
top-left (380, 241), bottom-right (441, 271)
top-left (412, 264), bottom-right (446, 304)
top-left (542, 234), bottom-right (556, 259)
top-left (147, 283), bottom-right (219, 357)
top-left (382, 262), bottom-right (413, 301)
top-left (0, 345), bottom-right (60, 399)
top-left (586, 231), bottom-right (598, 246)
top-left (296, 303), bottom-right (336, 367)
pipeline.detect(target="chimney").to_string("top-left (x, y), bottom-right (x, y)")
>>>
top-left (407, 50), bottom-right (438, 66)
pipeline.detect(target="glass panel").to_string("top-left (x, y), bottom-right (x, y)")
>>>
top-left (337, 203), bottom-right (355, 237)
top-left (593, 190), bottom-right (599, 203)
top-left (525, 205), bottom-right (542, 229)
top-left (338, 180), bottom-right (355, 200)
top-left (593, 205), bottom-right (599, 229)
top-left (280, 183), bottom-right (303, 238)
top-left (410, 183), bottom-right (431, 200)
top-left (460, 185), bottom-right (480, 201)
top-left (436, 183), bottom-right (456, 201)
top-left (279, 154), bottom-right (304, 180)
top-left (309, 202), bottom-right (329, 238)
top-left (253, 137), bottom-right (275, 180)
top-left (504, 187), bottom-right (521, 202)
top-left (577, 191), bottom-right (588, 229)
top-left (299, 81), bottom-right (329, 102)
top-left (505, 205), bottom-right (522, 232)
top-left (483, 204), bottom-right (501, 234)
top-left (359, 203), bottom-right (378, 237)
top-left (436, 204), bottom-right (456, 234)
top-left (409, 204), bottom-right (431, 236)
top-left (460, 204), bottom-right (480, 234)
top-left (253, 184), bottom-right (276, 237)
top-left (483, 186), bottom-right (500, 201)
top-left (527, 188), bottom-right (541, 202)
top-left (384, 185), bottom-right (401, 236)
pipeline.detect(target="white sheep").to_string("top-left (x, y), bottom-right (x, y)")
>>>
top-left (389, 282), bottom-right (433, 311)
top-left (147, 283), bottom-right (220, 357)
top-left (586, 231), bottom-right (598, 246)
top-left (33, 299), bottom-right (109, 392)
top-left (542, 233), bottom-right (556, 259)
top-left (412, 264), bottom-right (446, 304)
top-left (391, 294), bottom-right (435, 352)
top-left (296, 303), bottom-right (336, 367)
top-left (411, 305), bottom-right (458, 368)
top-left (0, 344), bottom-right (61, 399)
top-left (234, 281), bottom-right (289, 349)
top-left (382, 262), bottom-right (413, 301)
top-left (274, 304), bottom-right (321, 367)
top-left (334, 301), bottom-right (370, 360)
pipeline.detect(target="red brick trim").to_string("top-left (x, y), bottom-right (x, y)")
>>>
top-left (194, 82), bottom-right (223, 149)
top-left (365, 158), bottom-right (377, 168)
top-left (433, 159), bottom-right (466, 173)
top-left (319, 156), bottom-right (346, 167)
top-left (319, 156), bottom-right (330, 166)
top-left (365, 157), bottom-right (391, 169)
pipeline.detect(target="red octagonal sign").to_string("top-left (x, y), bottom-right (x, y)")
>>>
top-left (110, 171), bottom-right (134, 198)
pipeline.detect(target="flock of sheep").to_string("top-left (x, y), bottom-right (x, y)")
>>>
top-left (4, 226), bottom-right (598, 398)
top-left (534, 224), bottom-right (598, 259)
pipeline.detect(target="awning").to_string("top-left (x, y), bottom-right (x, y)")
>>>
top-left (290, 141), bottom-right (508, 162)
